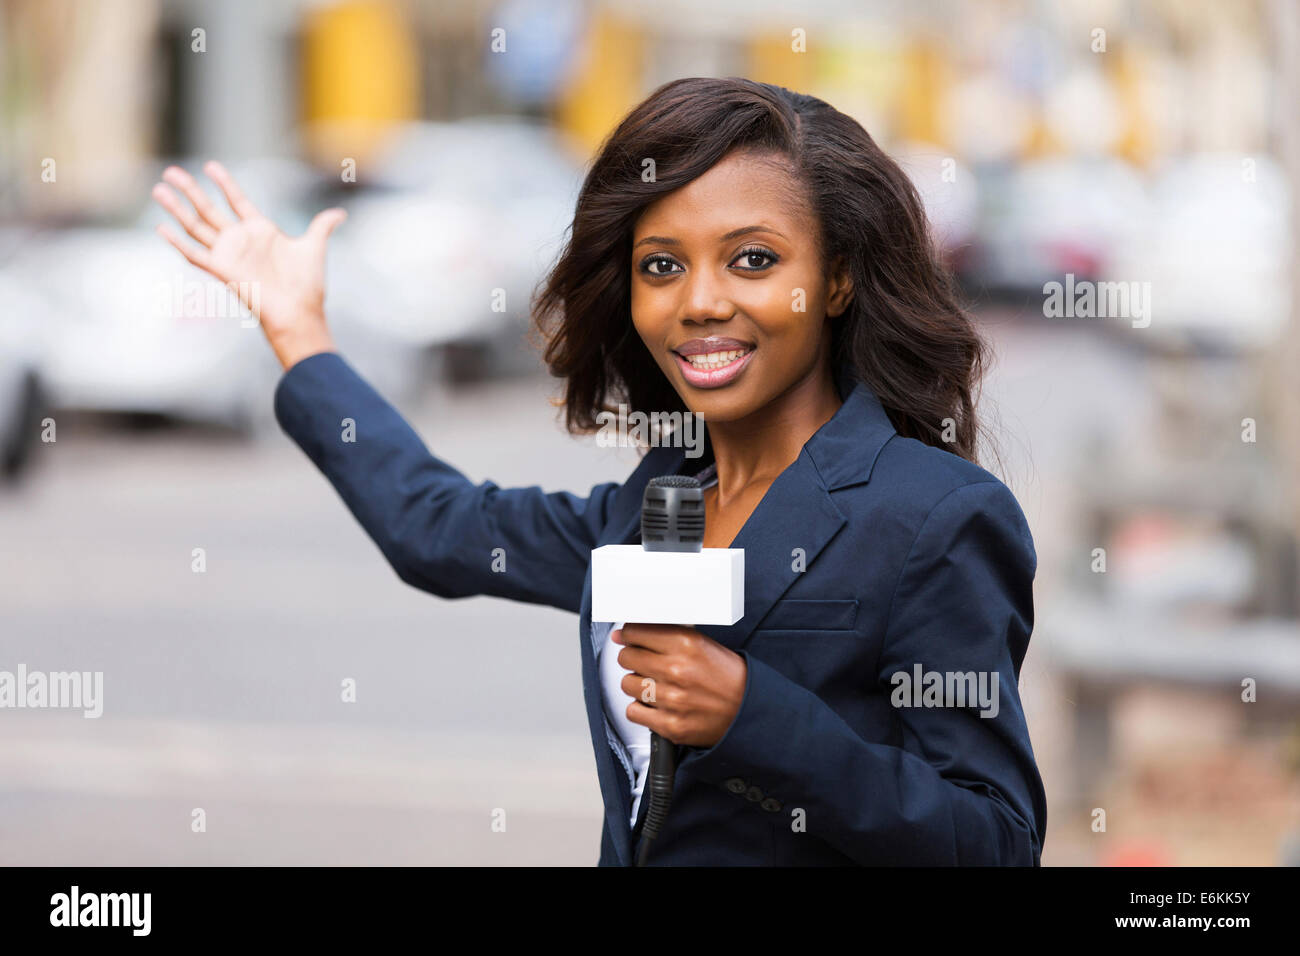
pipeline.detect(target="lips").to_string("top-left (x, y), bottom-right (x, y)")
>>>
top-left (673, 336), bottom-right (753, 357)
top-left (671, 337), bottom-right (755, 389)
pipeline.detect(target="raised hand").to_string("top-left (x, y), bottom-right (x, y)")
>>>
top-left (152, 160), bottom-right (346, 370)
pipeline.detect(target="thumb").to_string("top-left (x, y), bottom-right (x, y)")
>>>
top-left (306, 207), bottom-right (347, 244)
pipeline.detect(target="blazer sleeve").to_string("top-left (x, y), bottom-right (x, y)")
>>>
top-left (678, 479), bottom-right (1048, 865)
top-left (273, 350), bottom-right (620, 613)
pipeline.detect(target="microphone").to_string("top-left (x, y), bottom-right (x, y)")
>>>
top-left (638, 476), bottom-right (702, 865)
top-left (590, 475), bottom-right (745, 866)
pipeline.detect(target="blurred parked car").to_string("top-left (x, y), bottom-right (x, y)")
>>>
top-left (0, 122), bottom-right (584, 438)
top-left (0, 157), bottom-right (404, 435)
top-left (1108, 153), bottom-right (1290, 350)
top-left (965, 156), bottom-right (1150, 297)
top-left (332, 117), bottom-right (583, 371)
top-left (894, 143), bottom-right (981, 271)
top-left (0, 263), bottom-right (51, 483)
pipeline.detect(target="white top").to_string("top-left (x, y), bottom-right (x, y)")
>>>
top-left (596, 463), bottom-right (719, 828)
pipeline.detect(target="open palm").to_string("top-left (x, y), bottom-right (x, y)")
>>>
top-left (152, 160), bottom-right (346, 348)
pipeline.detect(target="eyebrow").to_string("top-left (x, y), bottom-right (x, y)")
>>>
top-left (633, 225), bottom-right (787, 249)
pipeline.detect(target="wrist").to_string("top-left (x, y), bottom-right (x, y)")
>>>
top-left (272, 324), bottom-right (336, 371)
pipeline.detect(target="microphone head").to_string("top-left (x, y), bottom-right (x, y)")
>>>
top-left (642, 475), bottom-right (705, 552)
top-left (648, 475), bottom-right (701, 489)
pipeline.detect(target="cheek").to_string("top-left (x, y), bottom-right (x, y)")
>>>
top-left (628, 295), bottom-right (651, 345)
top-left (748, 271), bottom-right (824, 324)
top-left (629, 283), bottom-right (666, 336)
top-left (749, 287), bottom-right (824, 349)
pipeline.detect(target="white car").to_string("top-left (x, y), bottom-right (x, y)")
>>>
top-left (1107, 153), bottom-right (1290, 350)
top-left (970, 156), bottom-right (1151, 294)
top-left (7, 157), bottom-right (407, 434)
top-left (332, 117), bottom-right (584, 355)
top-left (0, 259), bottom-right (50, 483)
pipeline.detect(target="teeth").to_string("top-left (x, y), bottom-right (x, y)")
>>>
top-left (683, 348), bottom-right (748, 370)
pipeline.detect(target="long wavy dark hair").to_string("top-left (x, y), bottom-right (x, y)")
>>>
top-left (532, 76), bottom-right (991, 465)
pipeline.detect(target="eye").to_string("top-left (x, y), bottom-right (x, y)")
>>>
top-left (732, 245), bottom-right (778, 271)
top-left (640, 255), bottom-right (682, 276)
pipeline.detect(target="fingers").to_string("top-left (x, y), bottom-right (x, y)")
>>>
top-left (613, 623), bottom-right (680, 652)
top-left (614, 644), bottom-right (660, 680)
top-left (621, 671), bottom-right (661, 706)
top-left (151, 183), bottom-right (218, 248)
top-left (161, 165), bottom-right (232, 231)
top-left (155, 222), bottom-right (215, 274)
top-left (625, 701), bottom-right (677, 741)
top-left (305, 207), bottom-right (347, 244)
top-left (203, 160), bottom-right (261, 220)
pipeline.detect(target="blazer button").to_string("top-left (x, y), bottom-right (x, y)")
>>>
top-left (745, 786), bottom-right (764, 802)
top-left (760, 797), bottom-right (782, 813)
top-left (724, 777), bottom-right (747, 794)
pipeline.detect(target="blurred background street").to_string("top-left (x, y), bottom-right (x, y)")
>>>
top-left (1, 0), bottom-right (1298, 865)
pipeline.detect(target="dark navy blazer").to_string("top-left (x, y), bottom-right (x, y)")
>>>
top-left (273, 351), bottom-right (1048, 866)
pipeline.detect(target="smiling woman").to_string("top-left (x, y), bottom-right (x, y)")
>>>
top-left (153, 75), bottom-right (1046, 866)
top-left (535, 78), bottom-right (989, 465)
top-left (533, 78), bottom-right (1042, 865)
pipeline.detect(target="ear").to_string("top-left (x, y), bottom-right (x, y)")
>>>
top-left (826, 256), bottom-right (854, 318)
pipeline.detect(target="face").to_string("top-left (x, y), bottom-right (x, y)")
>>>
top-left (629, 149), bottom-right (853, 424)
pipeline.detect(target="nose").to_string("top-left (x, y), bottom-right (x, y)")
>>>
top-left (679, 264), bottom-right (736, 325)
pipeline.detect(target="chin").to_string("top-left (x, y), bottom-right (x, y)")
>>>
top-left (677, 388), bottom-right (758, 424)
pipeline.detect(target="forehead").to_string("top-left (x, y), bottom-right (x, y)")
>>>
top-left (633, 150), bottom-right (809, 236)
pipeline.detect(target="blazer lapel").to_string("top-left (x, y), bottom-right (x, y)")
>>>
top-left (693, 451), bottom-right (845, 650)
top-left (578, 566), bottom-right (635, 866)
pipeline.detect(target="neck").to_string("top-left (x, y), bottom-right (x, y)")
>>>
top-left (705, 362), bottom-right (842, 502)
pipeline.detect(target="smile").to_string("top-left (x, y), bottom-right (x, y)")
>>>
top-left (672, 346), bottom-right (755, 388)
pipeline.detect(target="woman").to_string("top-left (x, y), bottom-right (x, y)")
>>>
top-left (152, 77), bottom-right (1047, 866)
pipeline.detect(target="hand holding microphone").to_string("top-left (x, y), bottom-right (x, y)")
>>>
top-left (611, 625), bottom-right (747, 748)
top-left (592, 476), bottom-right (747, 865)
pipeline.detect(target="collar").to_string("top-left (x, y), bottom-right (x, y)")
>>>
top-left (805, 361), bottom-right (897, 490)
